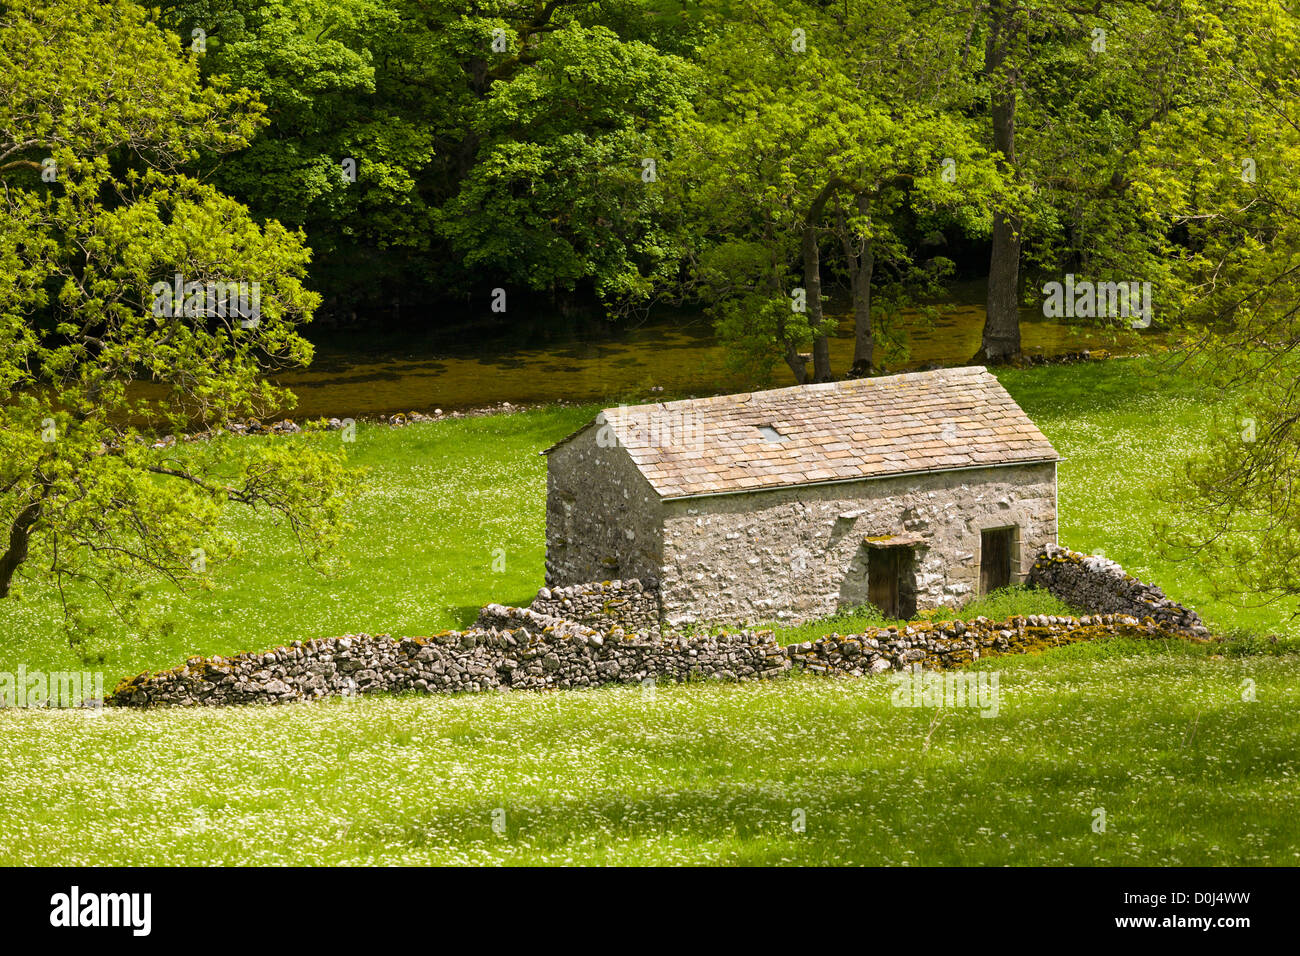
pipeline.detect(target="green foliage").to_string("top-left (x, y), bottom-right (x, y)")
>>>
top-left (162, 0), bottom-right (439, 304)
top-left (666, 0), bottom-right (1003, 381)
top-left (0, 0), bottom-right (353, 631)
top-left (133, 0), bottom-right (1300, 376)
top-left (982, 2), bottom-right (1217, 301)
top-left (0, 410), bottom-right (590, 675)
top-left (155, 0), bottom-right (706, 309)
top-left (438, 22), bottom-right (700, 302)
top-left (1122, 3), bottom-right (1300, 611)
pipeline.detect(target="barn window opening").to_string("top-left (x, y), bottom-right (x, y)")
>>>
top-left (757, 425), bottom-right (785, 442)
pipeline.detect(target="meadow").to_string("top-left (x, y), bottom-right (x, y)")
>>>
top-left (2, 355), bottom-right (1298, 866)
top-left (2, 642), bottom-right (1295, 865)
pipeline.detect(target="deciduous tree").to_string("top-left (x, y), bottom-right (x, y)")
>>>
top-left (0, 0), bottom-right (352, 624)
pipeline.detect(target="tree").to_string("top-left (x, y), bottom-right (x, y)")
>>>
top-left (158, 0), bottom-right (442, 317)
top-left (969, 1), bottom-right (1237, 361)
top-left (157, 0), bottom-right (698, 316)
top-left (977, 0), bottom-right (1026, 363)
top-left (437, 21), bottom-right (699, 306)
top-left (1135, 1), bottom-right (1300, 608)
top-left (0, 0), bottom-right (352, 622)
top-left (671, 0), bottom-right (999, 384)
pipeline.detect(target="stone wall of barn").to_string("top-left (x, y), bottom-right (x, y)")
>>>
top-left (544, 423), bottom-right (664, 586)
top-left (657, 462), bottom-right (1058, 627)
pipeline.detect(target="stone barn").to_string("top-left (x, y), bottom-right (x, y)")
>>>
top-left (541, 366), bottom-right (1060, 626)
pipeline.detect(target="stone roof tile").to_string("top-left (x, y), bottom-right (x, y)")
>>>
top-left (543, 366), bottom-right (1059, 498)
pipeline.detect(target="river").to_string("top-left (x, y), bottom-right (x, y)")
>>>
top-left (262, 281), bottom-right (1163, 419)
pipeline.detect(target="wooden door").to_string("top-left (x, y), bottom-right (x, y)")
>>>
top-left (868, 547), bottom-right (900, 618)
top-left (980, 528), bottom-right (1014, 594)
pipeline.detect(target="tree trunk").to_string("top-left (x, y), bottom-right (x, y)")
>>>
top-left (849, 241), bottom-right (874, 376)
top-left (783, 342), bottom-right (809, 384)
top-left (803, 222), bottom-right (833, 382)
top-left (0, 494), bottom-right (43, 599)
top-left (802, 179), bottom-right (843, 384)
top-left (843, 194), bottom-right (876, 376)
top-left (774, 262), bottom-right (808, 384)
top-left (977, 1), bottom-right (1023, 365)
top-left (982, 212), bottom-right (1022, 363)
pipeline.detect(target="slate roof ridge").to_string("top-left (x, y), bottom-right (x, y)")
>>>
top-left (607, 365), bottom-right (987, 417)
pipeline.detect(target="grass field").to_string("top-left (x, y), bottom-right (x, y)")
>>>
top-left (2, 641), bottom-right (1295, 865)
top-left (3, 355), bottom-right (1299, 866)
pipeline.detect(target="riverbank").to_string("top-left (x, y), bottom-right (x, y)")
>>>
top-left (146, 347), bottom-right (1128, 444)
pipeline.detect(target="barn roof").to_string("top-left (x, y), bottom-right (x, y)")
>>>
top-left (542, 366), bottom-right (1060, 500)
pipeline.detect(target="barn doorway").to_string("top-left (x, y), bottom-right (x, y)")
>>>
top-left (867, 545), bottom-right (917, 619)
top-left (980, 527), bottom-right (1018, 594)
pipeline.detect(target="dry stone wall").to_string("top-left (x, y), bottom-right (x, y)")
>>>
top-left (529, 579), bottom-right (660, 633)
top-left (108, 544), bottom-right (1212, 708)
top-left (1027, 544), bottom-right (1207, 635)
top-left (784, 612), bottom-right (1163, 675)
top-left (108, 605), bottom-right (781, 707)
top-left (108, 604), bottom-right (1181, 708)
